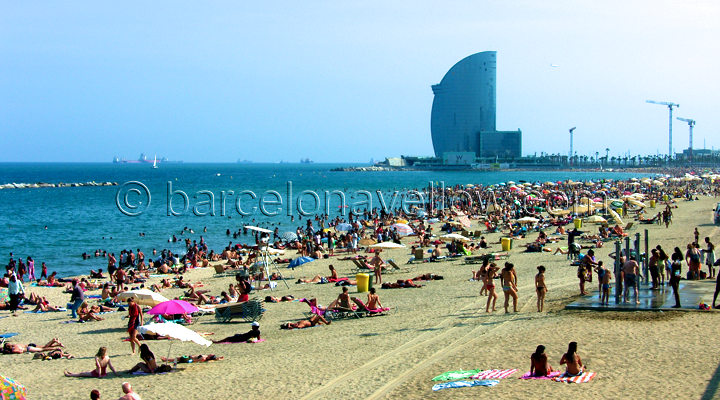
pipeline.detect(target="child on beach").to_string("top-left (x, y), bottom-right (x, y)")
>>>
top-left (595, 261), bottom-right (612, 305)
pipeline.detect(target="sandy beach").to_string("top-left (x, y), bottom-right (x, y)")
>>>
top-left (2, 195), bottom-right (720, 399)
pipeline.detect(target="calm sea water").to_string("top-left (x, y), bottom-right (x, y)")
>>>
top-left (0, 163), bottom-right (652, 277)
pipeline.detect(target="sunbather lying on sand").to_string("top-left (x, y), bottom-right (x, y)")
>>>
top-left (213, 322), bottom-right (261, 343)
top-left (33, 349), bottom-right (74, 360)
top-left (2, 338), bottom-right (64, 354)
top-left (280, 314), bottom-right (330, 330)
top-left (381, 279), bottom-right (422, 289)
top-left (161, 354), bottom-right (223, 363)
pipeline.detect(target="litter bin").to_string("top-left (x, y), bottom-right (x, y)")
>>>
top-left (616, 207), bottom-right (623, 216)
top-left (649, 199), bottom-right (656, 208)
top-left (356, 273), bottom-right (370, 292)
top-left (662, 194), bottom-right (669, 202)
top-left (501, 237), bottom-right (513, 251)
top-left (573, 218), bottom-right (583, 229)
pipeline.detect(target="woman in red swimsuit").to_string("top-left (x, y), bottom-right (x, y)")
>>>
top-left (484, 263), bottom-right (499, 313)
top-left (127, 297), bottom-right (143, 354)
top-left (64, 347), bottom-right (118, 378)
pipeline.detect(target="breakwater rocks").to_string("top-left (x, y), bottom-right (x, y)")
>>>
top-left (0, 182), bottom-right (119, 190)
top-left (330, 166), bottom-right (402, 172)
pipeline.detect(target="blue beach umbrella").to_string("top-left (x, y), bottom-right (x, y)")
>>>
top-left (288, 256), bottom-right (315, 269)
top-left (281, 232), bottom-right (298, 242)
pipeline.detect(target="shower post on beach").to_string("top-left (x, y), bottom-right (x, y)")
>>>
top-left (614, 240), bottom-right (622, 303)
top-left (644, 229), bottom-right (650, 282)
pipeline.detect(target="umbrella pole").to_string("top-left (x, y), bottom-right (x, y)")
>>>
top-left (167, 341), bottom-right (173, 368)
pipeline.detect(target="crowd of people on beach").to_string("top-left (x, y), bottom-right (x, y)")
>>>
top-left (2, 171), bottom-right (720, 398)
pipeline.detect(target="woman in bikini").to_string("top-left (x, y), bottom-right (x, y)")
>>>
top-left (559, 341), bottom-right (584, 376)
top-left (280, 314), bottom-right (331, 329)
top-left (485, 263), bottom-right (499, 313)
top-left (501, 262), bottom-right (518, 313)
top-left (64, 347), bottom-right (118, 378)
top-left (535, 266), bottom-right (547, 312)
top-left (129, 344), bottom-right (158, 374)
top-left (530, 345), bottom-right (553, 377)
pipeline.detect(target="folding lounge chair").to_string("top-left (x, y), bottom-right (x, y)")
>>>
top-left (387, 259), bottom-right (413, 274)
top-left (213, 264), bottom-right (235, 277)
top-left (214, 299), bottom-right (265, 323)
top-left (350, 259), bottom-right (373, 274)
top-left (351, 297), bottom-right (390, 316)
top-left (413, 248), bottom-right (424, 263)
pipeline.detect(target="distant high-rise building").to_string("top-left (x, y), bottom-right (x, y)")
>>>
top-left (430, 51), bottom-right (521, 160)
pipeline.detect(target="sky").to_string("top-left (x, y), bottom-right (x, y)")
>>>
top-left (1, 1), bottom-right (718, 162)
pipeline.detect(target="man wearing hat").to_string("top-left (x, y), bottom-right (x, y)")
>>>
top-left (212, 321), bottom-right (261, 343)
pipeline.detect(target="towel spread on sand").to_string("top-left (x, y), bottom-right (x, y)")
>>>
top-left (24, 308), bottom-right (67, 314)
top-left (470, 369), bottom-right (517, 380)
top-left (552, 371), bottom-right (596, 383)
top-left (519, 371), bottom-right (563, 380)
top-left (431, 380), bottom-right (499, 391)
top-left (431, 369), bottom-right (483, 381)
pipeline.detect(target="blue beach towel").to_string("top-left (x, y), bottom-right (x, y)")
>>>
top-left (432, 380), bottom-right (499, 391)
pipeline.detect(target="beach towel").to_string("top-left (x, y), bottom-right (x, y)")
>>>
top-left (86, 294), bottom-right (102, 299)
top-left (431, 380), bottom-right (499, 391)
top-left (431, 369), bottom-right (483, 381)
top-left (0, 289), bottom-right (8, 302)
top-left (519, 371), bottom-right (563, 380)
top-left (470, 369), bottom-right (517, 380)
top-left (552, 371), bottom-right (596, 383)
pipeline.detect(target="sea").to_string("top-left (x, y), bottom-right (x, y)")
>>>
top-left (0, 163), bottom-right (653, 277)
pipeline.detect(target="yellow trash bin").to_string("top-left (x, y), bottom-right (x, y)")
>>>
top-left (356, 273), bottom-right (370, 293)
top-left (662, 194), bottom-right (669, 202)
top-left (501, 237), bottom-right (513, 251)
top-left (649, 199), bottom-right (656, 208)
top-left (616, 207), bottom-right (623, 216)
top-left (573, 218), bottom-right (583, 229)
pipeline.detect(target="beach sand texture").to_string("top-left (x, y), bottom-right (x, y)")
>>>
top-left (2, 196), bottom-right (719, 399)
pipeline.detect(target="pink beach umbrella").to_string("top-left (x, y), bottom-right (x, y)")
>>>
top-left (147, 300), bottom-right (199, 315)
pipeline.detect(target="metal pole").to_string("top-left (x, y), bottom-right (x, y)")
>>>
top-left (668, 105), bottom-right (673, 158)
top-left (644, 229), bottom-right (649, 283)
top-left (634, 233), bottom-right (642, 288)
top-left (615, 240), bottom-right (622, 304)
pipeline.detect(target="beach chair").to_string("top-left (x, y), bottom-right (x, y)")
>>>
top-left (413, 248), bottom-right (424, 263)
top-left (387, 259), bottom-right (413, 274)
top-left (350, 259), bottom-right (373, 274)
top-left (623, 222), bottom-right (634, 231)
top-left (324, 306), bottom-right (363, 321)
top-left (214, 299), bottom-right (265, 323)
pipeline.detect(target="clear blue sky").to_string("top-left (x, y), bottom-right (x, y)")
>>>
top-left (1, 1), bottom-right (718, 162)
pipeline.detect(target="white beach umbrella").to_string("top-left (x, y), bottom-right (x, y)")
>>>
top-left (244, 225), bottom-right (273, 234)
top-left (117, 289), bottom-right (169, 307)
top-left (369, 242), bottom-right (406, 249)
top-left (440, 233), bottom-right (471, 242)
top-left (390, 223), bottom-right (413, 236)
top-left (516, 216), bottom-right (539, 224)
top-left (139, 322), bottom-right (212, 347)
top-left (587, 215), bottom-right (607, 224)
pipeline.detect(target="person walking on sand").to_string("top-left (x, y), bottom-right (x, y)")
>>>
top-left (69, 278), bottom-right (85, 319)
top-left (535, 266), bottom-right (547, 312)
top-left (501, 262), bottom-right (518, 313)
top-left (126, 297), bottom-right (143, 354)
top-left (485, 263), bottom-right (499, 313)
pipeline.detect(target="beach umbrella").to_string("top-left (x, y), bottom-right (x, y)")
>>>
top-left (390, 223), bottom-right (413, 236)
top-left (335, 223), bottom-right (352, 232)
top-left (138, 322), bottom-right (211, 346)
top-left (395, 219), bottom-right (409, 224)
top-left (587, 215), bottom-right (607, 224)
top-left (1, 375), bottom-right (27, 400)
top-left (267, 247), bottom-right (285, 255)
top-left (117, 289), bottom-right (169, 307)
top-left (369, 242), bottom-right (406, 249)
top-left (147, 300), bottom-right (198, 316)
top-left (608, 209), bottom-right (624, 225)
top-left (280, 232), bottom-right (298, 242)
top-left (516, 216), bottom-right (539, 224)
top-left (138, 322), bottom-right (212, 363)
top-left (440, 233), bottom-right (471, 242)
top-left (288, 256), bottom-right (314, 269)
top-left (359, 238), bottom-right (377, 246)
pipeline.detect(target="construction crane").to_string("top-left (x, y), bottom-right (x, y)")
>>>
top-left (676, 117), bottom-right (696, 161)
top-left (569, 127), bottom-right (576, 163)
top-left (646, 100), bottom-right (679, 158)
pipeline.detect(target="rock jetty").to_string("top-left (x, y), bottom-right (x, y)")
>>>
top-left (0, 181), bottom-right (118, 190)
